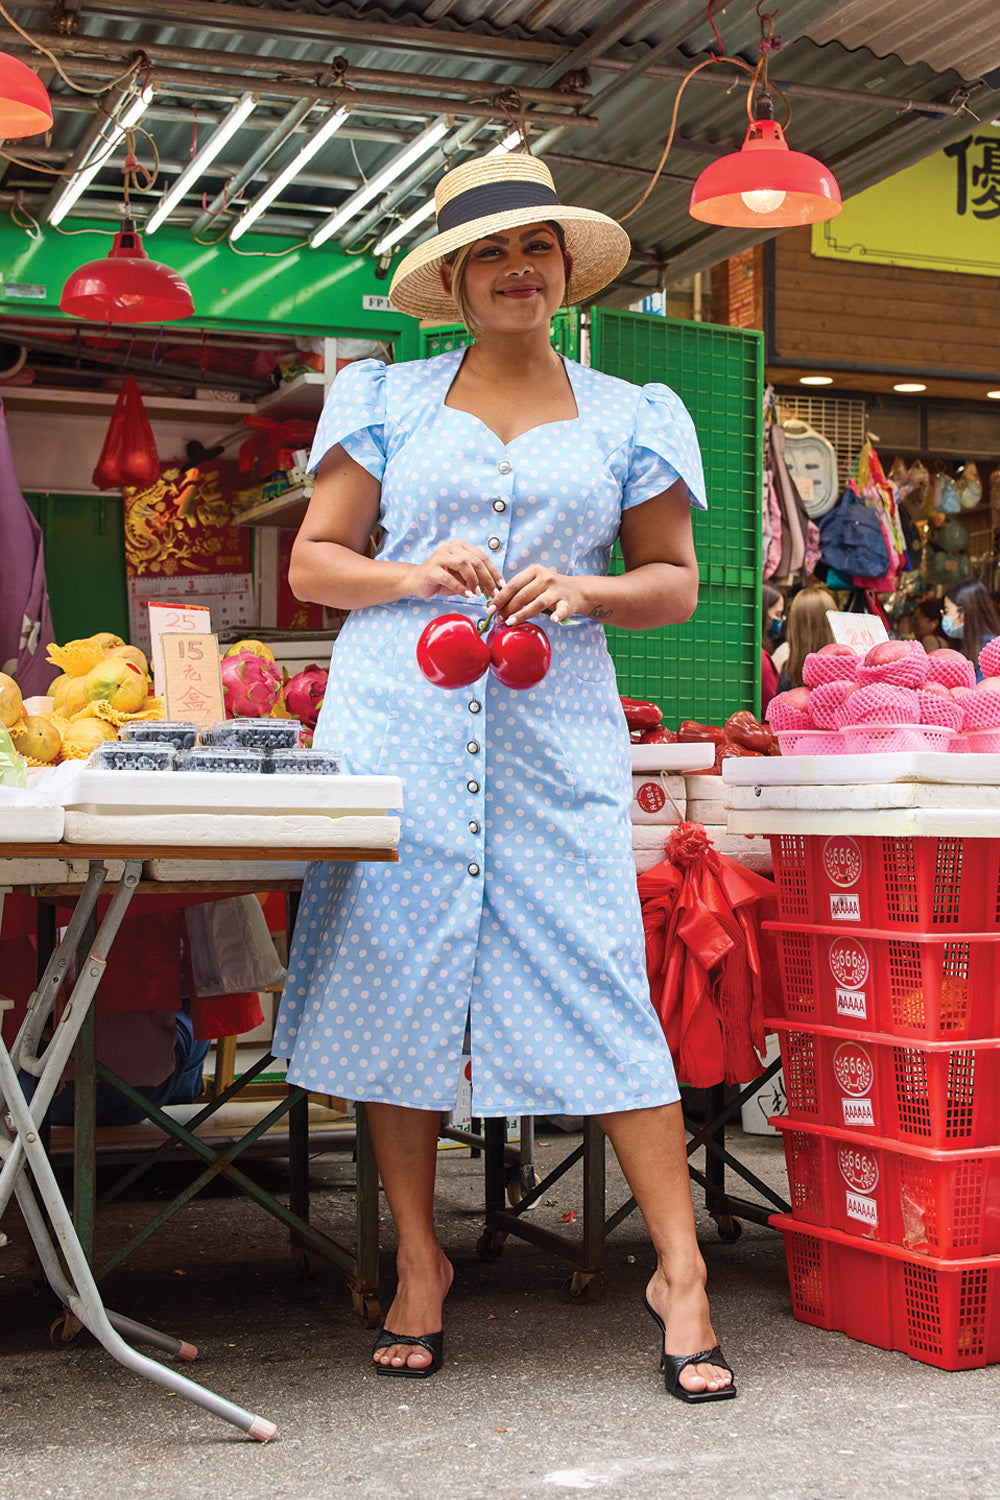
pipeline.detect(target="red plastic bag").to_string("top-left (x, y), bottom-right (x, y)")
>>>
top-left (92, 375), bottom-right (161, 490)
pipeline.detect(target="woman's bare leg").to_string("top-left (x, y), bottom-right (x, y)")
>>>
top-left (365, 1102), bottom-right (453, 1371)
top-left (597, 1101), bottom-right (733, 1395)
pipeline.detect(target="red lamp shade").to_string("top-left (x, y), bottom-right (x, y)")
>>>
top-left (0, 50), bottom-right (53, 138)
top-left (689, 117), bottom-right (842, 228)
top-left (59, 222), bottom-right (195, 323)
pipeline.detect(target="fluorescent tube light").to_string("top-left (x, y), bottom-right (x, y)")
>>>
top-left (229, 105), bottom-right (349, 242)
top-left (309, 118), bottom-right (450, 249)
top-left (146, 92), bottom-right (257, 235)
top-left (48, 85), bottom-right (155, 227)
top-left (371, 129), bottom-right (524, 257)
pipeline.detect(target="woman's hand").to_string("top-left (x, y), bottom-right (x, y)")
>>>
top-left (410, 541), bottom-right (504, 602)
top-left (488, 565), bottom-right (588, 625)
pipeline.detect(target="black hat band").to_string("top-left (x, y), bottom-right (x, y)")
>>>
top-left (436, 179), bottom-right (560, 235)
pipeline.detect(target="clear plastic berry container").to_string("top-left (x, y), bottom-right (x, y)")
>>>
top-left (119, 720), bottom-right (198, 751)
top-left (197, 718), bottom-right (301, 752)
top-left (89, 740), bottom-right (176, 772)
top-left (266, 748), bottom-right (342, 775)
top-left (174, 746), bottom-right (266, 773)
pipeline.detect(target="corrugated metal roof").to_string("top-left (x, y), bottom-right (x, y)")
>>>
top-left (2, 0), bottom-right (1000, 306)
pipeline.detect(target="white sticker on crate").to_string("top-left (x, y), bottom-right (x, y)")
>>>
top-left (836, 987), bottom-right (867, 1020)
top-left (830, 892), bottom-right (861, 922)
top-left (823, 835), bottom-right (863, 889)
top-left (842, 1098), bottom-right (876, 1127)
top-left (846, 1191), bottom-right (879, 1227)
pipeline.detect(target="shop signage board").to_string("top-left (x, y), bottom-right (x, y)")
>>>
top-left (811, 125), bottom-right (1000, 277)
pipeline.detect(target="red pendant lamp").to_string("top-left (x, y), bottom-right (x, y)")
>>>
top-left (0, 50), bottom-right (53, 138)
top-left (59, 218), bottom-right (194, 323)
top-left (689, 99), bottom-right (841, 228)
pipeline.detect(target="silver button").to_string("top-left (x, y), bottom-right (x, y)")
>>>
top-left (467, 863), bottom-right (481, 876)
top-left (466, 740), bottom-right (480, 754)
top-left (487, 537), bottom-right (501, 551)
top-left (469, 820), bottom-right (480, 834)
top-left (492, 499), bottom-right (506, 512)
top-left (468, 700), bottom-right (482, 713)
top-left (497, 460), bottom-right (511, 474)
top-left (467, 780), bottom-right (480, 793)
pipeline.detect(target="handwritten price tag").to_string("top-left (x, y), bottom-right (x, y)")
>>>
top-left (148, 602), bottom-right (212, 694)
top-left (160, 633), bottom-right (225, 727)
top-left (827, 610), bottom-right (889, 654)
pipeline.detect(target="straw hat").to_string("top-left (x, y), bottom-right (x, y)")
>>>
top-left (388, 153), bottom-right (631, 321)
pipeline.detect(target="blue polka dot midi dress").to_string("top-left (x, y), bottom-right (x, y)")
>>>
top-left (272, 350), bottom-right (707, 1116)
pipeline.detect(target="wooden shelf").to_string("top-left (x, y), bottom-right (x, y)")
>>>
top-left (0, 385), bottom-right (252, 427)
top-left (253, 370), bottom-right (327, 421)
top-left (234, 483), bottom-right (312, 528)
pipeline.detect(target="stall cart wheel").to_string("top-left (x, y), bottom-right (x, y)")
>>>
top-left (561, 1271), bottom-right (600, 1303)
top-left (49, 1309), bottom-right (84, 1347)
top-left (291, 1244), bottom-right (326, 1279)
top-left (476, 1228), bottom-right (507, 1260)
top-left (714, 1215), bottom-right (742, 1243)
top-left (351, 1289), bottom-right (382, 1328)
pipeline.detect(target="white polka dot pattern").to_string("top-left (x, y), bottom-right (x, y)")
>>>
top-left (273, 350), bottom-right (706, 1115)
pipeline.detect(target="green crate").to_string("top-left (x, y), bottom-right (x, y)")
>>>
top-left (421, 305), bottom-right (580, 360)
top-left (591, 309), bottom-right (762, 724)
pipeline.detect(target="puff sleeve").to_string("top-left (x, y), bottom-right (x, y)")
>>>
top-left (307, 358), bottom-right (387, 482)
top-left (622, 383), bottom-right (707, 512)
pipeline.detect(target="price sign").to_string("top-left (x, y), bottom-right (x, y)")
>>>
top-left (148, 602), bottom-right (212, 694)
top-left (160, 633), bottom-right (225, 727)
top-left (827, 610), bottom-right (889, 654)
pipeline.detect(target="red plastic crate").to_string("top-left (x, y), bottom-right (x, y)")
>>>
top-left (771, 1020), bottom-right (1000, 1148)
top-left (766, 922), bottom-right (1000, 1041)
top-left (768, 832), bottom-right (1000, 931)
top-left (772, 1214), bottom-right (1000, 1369)
top-left (774, 1116), bottom-right (1000, 1258)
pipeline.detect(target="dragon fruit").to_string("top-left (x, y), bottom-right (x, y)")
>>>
top-left (283, 664), bottom-right (328, 729)
top-left (220, 651), bottom-right (283, 718)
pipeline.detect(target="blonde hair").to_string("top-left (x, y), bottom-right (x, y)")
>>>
top-left (785, 587), bottom-right (836, 688)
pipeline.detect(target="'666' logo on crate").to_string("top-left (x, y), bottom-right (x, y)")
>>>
top-left (828, 936), bottom-right (869, 991)
top-left (822, 836), bottom-right (863, 889)
top-left (833, 1041), bottom-right (875, 1097)
top-left (838, 1142), bottom-right (879, 1195)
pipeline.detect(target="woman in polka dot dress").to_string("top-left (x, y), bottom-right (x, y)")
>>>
top-left (273, 153), bottom-right (736, 1402)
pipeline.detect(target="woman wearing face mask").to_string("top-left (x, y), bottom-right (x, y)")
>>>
top-left (942, 581), bottom-right (1000, 680)
top-left (760, 582), bottom-right (783, 713)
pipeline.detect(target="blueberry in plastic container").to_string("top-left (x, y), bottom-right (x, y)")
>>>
top-left (267, 748), bottom-right (342, 775)
top-left (174, 746), bottom-right (266, 773)
top-left (89, 741), bottom-right (176, 772)
top-left (119, 720), bottom-right (198, 751)
top-left (197, 718), bottom-right (301, 752)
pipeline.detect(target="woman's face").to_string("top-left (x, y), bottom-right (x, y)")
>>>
top-left (765, 600), bottom-right (783, 627)
top-left (443, 222), bottom-right (569, 334)
top-left (943, 598), bottom-right (963, 625)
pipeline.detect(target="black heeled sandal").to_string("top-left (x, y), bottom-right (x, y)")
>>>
top-left (643, 1296), bottom-right (736, 1403)
top-left (372, 1327), bottom-right (444, 1379)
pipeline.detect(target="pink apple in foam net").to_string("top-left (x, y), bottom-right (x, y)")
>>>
top-left (951, 685), bottom-right (974, 700)
top-left (817, 643), bottom-right (859, 659)
top-left (921, 680), bottom-right (949, 697)
top-left (864, 640), bottom-right (918, 667)
top-left (784, 687), bottom-right (812, 712)
top-left (977, 676), bottom-right (1000, 691)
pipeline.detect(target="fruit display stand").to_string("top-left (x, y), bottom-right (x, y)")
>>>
top-left (472, 742), bottom-right (788, 1296)
top-left (724, 750), bottom-right (1000, 1369)
top-left (0, 769), bottom-right (401, 1441)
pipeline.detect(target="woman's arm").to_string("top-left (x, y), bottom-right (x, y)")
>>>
top-left (289, 444), bottom-right (503, 610)
top-left (489, 479), bottom-right (699, 630)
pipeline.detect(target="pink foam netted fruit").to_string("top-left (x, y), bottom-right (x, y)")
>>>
top-left (917, 691), bottom-right (964, 731)
top-left (802, 649), bottom-right (861, 687)
top-left (925, 648), bottom-right (976, 690)
top-left (979, 637), bottom-right (1000, 680)
top-left (856, 641), bottom-right (929, 689)
top-left (834, 682), bottom-right (921, 728)
top-left (765, 690), bottom-right (813, 731)
top-left (808, 679), bottom-right (856, 729)
top-left (962, 688), bottom-right (1000, 731)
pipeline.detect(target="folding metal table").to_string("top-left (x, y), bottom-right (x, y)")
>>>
top-left (0, 837), bottom-right (397, 1442)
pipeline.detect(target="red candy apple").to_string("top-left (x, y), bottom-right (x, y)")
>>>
top-left (416, 613), bottom-right (490, 689)
top-left (488, 621), bottom-right (551, 690)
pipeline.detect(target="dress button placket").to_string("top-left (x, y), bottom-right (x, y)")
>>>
top-left (485, 456), bottom-right (515, 566)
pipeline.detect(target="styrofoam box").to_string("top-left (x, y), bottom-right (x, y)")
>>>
top-left (632, 823), bottom-right (671, 874)
top-left (144, 858), bottom-right (309, 882)
top-left (727, 806), bottom-right (1000, 840)
top-left (630, 772), bottom-right (685, 825)
top-left (700, 826), bottom-right (773, 875)
top-left (725, 780), bottom-right (1000, 813)
top-left (0, 857), bottom-right (126, 883)
top-left (721, 750), bottom-right (1000, 787)
top-left (0, 802), bottom-right (64, 842)
top-left (685, 772), bottom-right (726, 820)
top-left (630, 743), bottom-right (714, 773)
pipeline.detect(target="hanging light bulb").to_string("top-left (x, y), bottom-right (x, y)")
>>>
top-left (59, 218), bottom-right (194, 323)
top-left (0, 50), bottom-right (52, 138)
top-left (690, 98), bottom-right (841, 228)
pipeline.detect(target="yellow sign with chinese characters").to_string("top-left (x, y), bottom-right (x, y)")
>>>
top-left (812, 126), bottom-right (1000, 275)
top-left (160, 632), bottom-right (225, 728)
